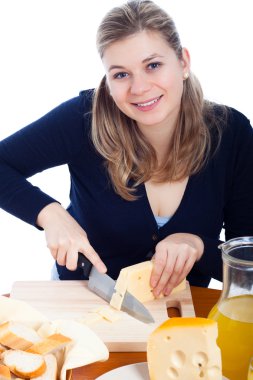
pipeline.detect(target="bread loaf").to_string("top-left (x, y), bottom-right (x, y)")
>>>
top-left (0, 322), bottom-right (41, 350)
top-left (1, 349), bottom-right (46, 379)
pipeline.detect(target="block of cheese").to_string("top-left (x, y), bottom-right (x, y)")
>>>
top-left (110, 261), bottom-right (186, 310)
top-left (147, 317), bottom-right (222, 380)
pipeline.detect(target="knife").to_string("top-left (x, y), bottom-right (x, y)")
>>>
top-left (77, 253), bottom-right (155, 324)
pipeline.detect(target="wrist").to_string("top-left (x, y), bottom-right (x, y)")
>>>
top-left (190, 234), bottom-right (204, 260)
top-left (36, 202), bottom-right (61, 229)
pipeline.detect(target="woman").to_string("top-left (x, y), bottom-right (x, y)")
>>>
top-left (0, 0), bottom-right (252, 295)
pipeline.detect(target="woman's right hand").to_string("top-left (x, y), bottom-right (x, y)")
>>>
top-left (36, 202), bottom-right (107, 273)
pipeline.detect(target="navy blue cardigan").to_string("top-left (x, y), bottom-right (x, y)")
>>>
top-left (0, 90), bottom-right (253, 286)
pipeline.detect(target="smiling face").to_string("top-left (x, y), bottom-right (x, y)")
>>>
top-left (102, 30), bottom-right (190, 133)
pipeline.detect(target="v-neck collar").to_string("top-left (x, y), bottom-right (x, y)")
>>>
top-left (140, 176), bottom-right (193, 229)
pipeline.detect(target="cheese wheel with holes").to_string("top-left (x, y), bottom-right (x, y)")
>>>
top-left (147, 317), bottom-right (222, 380)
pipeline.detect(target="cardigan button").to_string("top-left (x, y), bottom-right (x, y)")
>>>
top-left (152, 234), bottom-right (158, 241)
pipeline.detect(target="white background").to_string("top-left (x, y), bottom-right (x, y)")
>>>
top-left (0, 0), bottom-right (252, 294)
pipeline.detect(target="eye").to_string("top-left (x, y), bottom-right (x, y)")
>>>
top-left (147, 62), bottom-right (161, 70)
top-left (113, 72), bottom-right (129, 79)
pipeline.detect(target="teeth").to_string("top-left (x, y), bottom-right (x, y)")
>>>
top-left (137, 97), bottom-right (160, 107)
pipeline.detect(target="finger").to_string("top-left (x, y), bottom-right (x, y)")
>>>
top-left (49, 247), bottom-right (58, 260)
top-left (150, 244), bottom-right (168, 288)
top-left (65, 249), bottom-right (78, 271)
top-left (79, 241), bottom-right (107, 273)
top-left (163, 271), bottom-right (184, 296)
top-left (164, 255), bottom-right (195, 295)
top-left (158, 250), bottom-right (187, 296)
top-left (152, 254), bottom-right (177, 297)
top-left (56, 246), bottom-right (67, 266)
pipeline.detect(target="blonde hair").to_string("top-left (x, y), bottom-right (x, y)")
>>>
top-left (92, 0), bottom-right (223, 200)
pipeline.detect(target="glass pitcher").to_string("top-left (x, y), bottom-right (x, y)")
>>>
top-left (248, 358), bottom-right (253, 380)
top-left (208, 236), bottom-right (253, 380)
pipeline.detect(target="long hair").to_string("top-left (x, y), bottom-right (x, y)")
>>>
top-left (92, 0), bottom-right (224, 200)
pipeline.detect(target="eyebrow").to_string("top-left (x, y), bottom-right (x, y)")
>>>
top-left (108, 54), bottom-right (164, 72)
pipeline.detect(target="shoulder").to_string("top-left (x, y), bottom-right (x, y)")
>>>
top-left (20, 89), bottom-right (96, 149)
top-left (211, 105), bottom-right (253, 169)
top-left (222, 106), bottom-right (252, 145)
top-left (207, 103), bottom-right (252, 144)
top-left (226, 106), bottom-right (251, 127)
top-left (39, 89), bottom-right (95, 138)
top-left (56, 88), bottom-right (94, 115)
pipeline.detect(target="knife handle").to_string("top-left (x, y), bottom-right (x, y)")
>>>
top-left (77, 252), bottom-right (93, 278)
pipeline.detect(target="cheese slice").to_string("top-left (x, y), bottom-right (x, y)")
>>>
top-left (110, 261), bottom-right (186, 310)
top-left (110, 265), bottom-right (131, 310)
top-left (77, 314), bottom-right (104, 326)
top-left (147, 317), bottom-right (222, 380)
top-left (93, 306), bottom-right (122, 323)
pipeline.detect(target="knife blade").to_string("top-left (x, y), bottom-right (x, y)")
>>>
top-left (77, 253), bottom-right (155, 324)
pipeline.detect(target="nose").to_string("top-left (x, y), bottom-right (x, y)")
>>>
top-left (130, 73), bottom-right (151, 95)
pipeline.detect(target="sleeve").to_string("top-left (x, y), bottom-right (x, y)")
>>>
top-left (194, 110), bottom-right (253, 282)
top-left (0, 93), bottom-right (89, 227)
top-left (192, 236), bottom-right (223, 282)
top-left (223, 111), bottom-right (253, 239)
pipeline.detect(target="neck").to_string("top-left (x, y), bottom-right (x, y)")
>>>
top-left (138, 120), bottom-right (177, 163)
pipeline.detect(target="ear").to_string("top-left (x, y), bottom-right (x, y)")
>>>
top-left (181, 47), bottom-right (191, 74)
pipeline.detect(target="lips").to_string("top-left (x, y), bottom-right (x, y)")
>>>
top-left (131, 95), bottom-right (163, 111)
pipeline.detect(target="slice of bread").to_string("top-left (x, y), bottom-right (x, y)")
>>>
top-left (32, 354), bottom-right (57, 380)
top-left (0, 322), bottom-right (41, 350)
top-left (0, 344), bottom-right (7, 354)
top-left (1, 349), bottom-right (46, 378)
top-left (0, 364), bottom-right (11, 379)
top-left (27, 333), bottom-right (72, 355)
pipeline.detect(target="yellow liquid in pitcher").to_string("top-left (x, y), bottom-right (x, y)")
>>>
top-left (208, 295), bottom-right (253, 380)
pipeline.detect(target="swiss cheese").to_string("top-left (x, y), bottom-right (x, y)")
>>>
top-left (110, 261), bottom-right (186, 310)
top-left (147, 317), bottom-right (222, 380)
top-left (93, 306), bottom-right (122, 323)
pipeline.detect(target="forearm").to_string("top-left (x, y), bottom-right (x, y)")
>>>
top-left (0, 94), bottom-right (86, 228)
top-left (0, 161), bottom-right (58, 227)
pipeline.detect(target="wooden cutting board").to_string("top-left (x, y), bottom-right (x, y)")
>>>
top-left (10, 280), bottom-right (195, 352)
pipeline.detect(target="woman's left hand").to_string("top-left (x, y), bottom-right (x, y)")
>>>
top-left (150, 233), bottom-right (204, 297)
